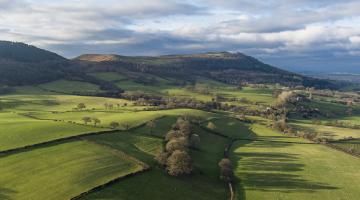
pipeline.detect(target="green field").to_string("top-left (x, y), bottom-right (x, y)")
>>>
top-left (231, 125), bottom-right (360, 200)
top-left (81, 118), bottom-right (229, 200)
top-left (31, 108), bottom-right (215, 129)
top-left (0, 112), bottom-right (104, 151)
top-left (330, 139), bottom-right (360, 155)
top-left (203, 117), bottom-right (254, 139)
top-left (290, 122), bottom-right (360, 140)
top-left (38, 80), bottom-right (103, 94)
top-left (1, 73), bottom-right (360, 200)
top-left (0, 94), bottom-right (132, 112)
top-left (0, 140), bottom-right (145, 200)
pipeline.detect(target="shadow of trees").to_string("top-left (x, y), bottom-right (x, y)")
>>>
top-left (231, 137), bottom-right (338, 199)
top-left (0, 187), bottom-right (16, 200)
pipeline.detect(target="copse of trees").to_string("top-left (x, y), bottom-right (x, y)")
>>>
top-left (155, 117), bottom-right (201, 176)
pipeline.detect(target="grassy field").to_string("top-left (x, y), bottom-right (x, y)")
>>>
top-left (231, 124), bottom-right (360, 200)
top-left (89, 72), bottom-right (127, 82)
top-left (330, 139), bottom-right (360, 155)
top-left (290, 122), bottom-right (360, 140)
top-left (203, 117), bottom-right (254, 139)
top-left (31, 109), bottom-right (215, 129)
top-left (0, 95), bottom-right (132, 112)
top-left (38, 80), bottom-right (103, 94)
top-left (0, 112), bottom-right (104, 151)
top-left (0, 140), bottom-right (145, 200)
top-left (81, 118), bottom-right (229, 200)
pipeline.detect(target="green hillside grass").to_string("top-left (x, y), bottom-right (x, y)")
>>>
top-left (0, 112), bottom-right (104, 151)
top-left (31, 109), bottom-right (215, 129)
top-left (330, 139), bottom-right (360, 155)
top-left (81, 118), bottom-right (229, 200)
top-left (38, 80), bottom-right (103, 94)
top-left (89, 72), bottom-right (127, 82)
top-left (0, 95), bottom-right (133, 112)
top-left (0, 140), bottom-right (145, 200)
top-left (202, 118), bottom-right (254, 139)
top-left (231, 125), bottom-right (360, 200)
top-left (290, 122), bottom-right (360, 140)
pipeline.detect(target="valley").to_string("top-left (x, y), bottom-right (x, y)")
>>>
top-left (0, 42), bottom-right (359, 200)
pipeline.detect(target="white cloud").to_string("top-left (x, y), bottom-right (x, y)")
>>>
top-left (0, 0), bottom-right (360, 71)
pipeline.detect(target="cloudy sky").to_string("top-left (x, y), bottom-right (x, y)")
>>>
top-left (1, 0), bottom-right (360, 72)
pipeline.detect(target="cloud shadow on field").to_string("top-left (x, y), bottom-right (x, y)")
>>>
top-left (231, 139), bottom-right (338, 199)
top-left (0, 187), bottom-right (16, 200)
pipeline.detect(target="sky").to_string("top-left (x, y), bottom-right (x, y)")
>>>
top-left (0, 0), bottom-right (360, 72)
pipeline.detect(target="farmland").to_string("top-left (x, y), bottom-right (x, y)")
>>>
top-left (0, 48), bottom-right (360, 200)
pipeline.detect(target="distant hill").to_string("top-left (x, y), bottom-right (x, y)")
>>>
top-left (0, 41), bottom-right (76, 85)
top-left (0, 41), bottom-right (342, 89)
top-left (75, 52), bottom-right (340, 89)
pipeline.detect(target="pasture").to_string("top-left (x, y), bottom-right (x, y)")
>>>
top-left (0, 140), bottom-right (145, 200)
top-left (81, 118), bottom-right (230, 200)
top-left (0, 112), bottom-right (103, 151)
top-left (231, 125), bottom-right (360, 200)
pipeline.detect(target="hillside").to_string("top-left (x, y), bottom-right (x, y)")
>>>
top-left (0, 41), bottom-right (75, 86)
top-left (0, 41), bottom-right (341, 90)
top-left (75, 52), bottom-right (339, 89)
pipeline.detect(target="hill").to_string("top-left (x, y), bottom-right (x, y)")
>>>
top-left (0, 41), bottom-right (76, 86)
top-left (75, 52), bottom-right (339, 89)
top-left (0, 41), bottom-right (341, 90)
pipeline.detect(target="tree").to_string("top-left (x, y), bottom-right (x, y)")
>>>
top-left (189, 134), bottom-right (200, 149)
top-left (155, 152), bottom-right (169, 167)
top-left (165, 130), bottom-right (183, 141)
top-left (276, 91), bottom-right (295, 106)
top-left (146, 120), bottom-right (156, 134)
top-left (77, 103), bottom-right (86, 110)
top-left (207, 122), bottom-right (217, 130)
top-left (218, 158), bottom-right (234, 182)
top-left (165, 137), bottom-right (188, 153)
top-left (110, 121), bottom-right (120, 129)
top-left (82, 116), bottom-right (92, 125)
top-left (166, 150), bottom-right (193, 176)
top-left (93, 118), bottom-right (101, 127)
top-left (177, 120), bottom-right (192, 137)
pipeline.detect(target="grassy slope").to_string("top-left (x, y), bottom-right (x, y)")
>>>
top-left (290, 122), bottom-right (360, 140)
top-left (231, 124), bottom-right (360, 200)
top-left (0, 94), bottom-right (132, 112)
top-left (32, 109), bottom-right (215, 129)
top-left (38, 80), bottom-right (103, 94)
top-left (0, 112), bottom-right (104, 151)
top-left (0, 140), bottom-right (144, 200)
top-left (81, 117), bottom-right (229, 200)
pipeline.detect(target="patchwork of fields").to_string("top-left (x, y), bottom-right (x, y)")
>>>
top-left (0, 75), bottom-right (359, 200)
